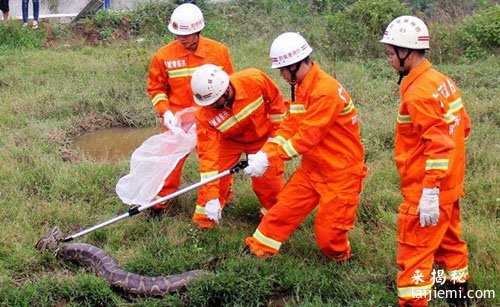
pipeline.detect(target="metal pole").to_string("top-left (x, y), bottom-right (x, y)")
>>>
top-left (63, 161), bottom-right (248, 242)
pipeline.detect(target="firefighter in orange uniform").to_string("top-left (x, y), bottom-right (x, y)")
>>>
top-left (380, 16), bottom-right (472, 306)
top-left (244, 32), bottom-right (367, 261)
top-left (146, 3), bottom-right (234, 213)
top-left (189, 64), bottom-right (287, 229)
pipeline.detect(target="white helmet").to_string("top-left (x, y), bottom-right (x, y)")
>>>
top-left (168, 3), bottom-right (205, 35)
top-left (380, 15), bottom-right (430, 49)
top-left (191, 64), bottom-right (229, 106)
top-left (269, 32), bottom-right (313, 69)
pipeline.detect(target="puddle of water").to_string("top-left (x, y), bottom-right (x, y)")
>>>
top-left (73, 127), bottom-right (159, 162)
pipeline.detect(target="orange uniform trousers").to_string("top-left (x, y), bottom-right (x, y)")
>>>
top-left (193, 140), bottom-right (285, 228)
top-left (397, 200), bottom-right (469, 306)
top-left (246, 167), bottom-right (364, 260)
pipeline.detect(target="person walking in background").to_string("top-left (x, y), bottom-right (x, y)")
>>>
top-left (146, 3), bottom-right (234, 217)
top-left (0, 0), bottom-right (9, 21)
top-left (244, 32), bottom-right (367, 261)
top-left (380, 16), bottom-right (472, 306)
top-left (22, 0), bottom-right (39, 28)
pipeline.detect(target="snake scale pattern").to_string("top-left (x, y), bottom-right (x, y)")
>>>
top-left (36, 227), bottom-right (208, 297)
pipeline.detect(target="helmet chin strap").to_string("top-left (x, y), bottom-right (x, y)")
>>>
top-left (215, 85), bottom-right (233, 109)
top-left (395, 47), bottom-right (411, 85)
top-left (287, 62), bottom-right (300, 102)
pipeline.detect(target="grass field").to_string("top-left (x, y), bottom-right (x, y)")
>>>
top-left (0, 3), bottom-right (499, 306)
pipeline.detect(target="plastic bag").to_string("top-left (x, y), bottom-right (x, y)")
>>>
top-left (116, 108), bottom-right (197, 206)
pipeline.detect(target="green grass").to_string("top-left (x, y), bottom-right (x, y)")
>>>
top-left (0, 6), bottom-right (499, 307)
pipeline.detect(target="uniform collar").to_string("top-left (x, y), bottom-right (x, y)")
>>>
top-left (230, 77), bottom-right (249, 103)
top-left (295, 62), bottom-right (320, 98)
top-left (174, 35), bottom-right (208, 58)
top-left (400, 59), bottom-right (432, 95)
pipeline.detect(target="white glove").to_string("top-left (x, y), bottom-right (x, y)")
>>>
top-left (205, 199), bottom-right (222, 223)
top-left (163, 110), bottom-right (181, 132)
top-left (244, 151), bottom-right (269, 177)
top-left (418, 187), bottom-right (440, 227)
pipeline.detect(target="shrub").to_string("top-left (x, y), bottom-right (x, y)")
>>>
top-left (328, 0), bottom-right (410, 58)
top-left (458, 5), bottom-right (500, 60)
top-left (0, 21), bottom-right (46, 51)
top-left (429, 22), bottom-right (462, 63)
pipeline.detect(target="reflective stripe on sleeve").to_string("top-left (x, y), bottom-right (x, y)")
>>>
top-left (270, 112), bottom-right (287, 123)
top-left (152, 93), bottom-right (168, 106)
top-left (194, 205), bottom-right (206, 216)
top-left (339, 99), bottom-right (355, 116)
top-left (217, 96), bottom-right (264, 132)
top-left (289, 104), bottom-right (306, 114)
top-left (397, 113), bottom-right (412, 124)
top-left (269, 135), bottom-right (299, 158)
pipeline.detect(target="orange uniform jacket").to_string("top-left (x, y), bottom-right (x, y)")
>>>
top-left (147, 36), bottom-right (234, 115)
top-left (396, 59), bottom-right (471, 204)
top-left (196, 68), bottom-right (287, 201)
top-left (263, 63), bottom-right (365, 186)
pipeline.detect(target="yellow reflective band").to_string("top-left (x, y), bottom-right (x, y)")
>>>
top-left (446, 266), bottom-right (468, 282)
top-left (217, 117), bottom-right (238, 133)
top-left (270, 112), bottom-right (287, 123)
top-left (200, 171), bottom-right (219, 180)
top-left (282, 139), bottom-right (299, 158)
top-left (397, 113), bottom-right (412, 124)
top-left (443, 113), bottom-right (456, 124)
top-left (269, 136), bottom-right (298, 158)
top-left (340, 99), bottom-right (355, 116)
top-left (168, 67), bottom-right (198, 78)
top-left (398, 284), bottom-right (433, 298)
top-left (269, 135), bottom-right (287, 147)
top-left (443, 97), bottom-right (463, 124)
top-left (425, 159), bottom-right (449, 170)
top-left (217, 96), bottom-right (264, 132)
top-left (448, 98), bottom-right (463, 114)
top-left (253, 229), bottom-right (281, 250)
top-left (290, 104), bottom-right (306, 114)
top-left (152, 93), bottom-right (168, 106)
top-left (260, 207), bottom-right (268, 216)
top-left (194, 205), bottom-right (205, 215)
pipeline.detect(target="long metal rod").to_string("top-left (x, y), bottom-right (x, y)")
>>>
top-left (63, 161), bottom-right (247, 242)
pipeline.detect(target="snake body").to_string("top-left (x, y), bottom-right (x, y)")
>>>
top-left (36, 227), bottom-right (207, 297)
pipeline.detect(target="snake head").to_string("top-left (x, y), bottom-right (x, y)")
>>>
top-left (35, 226), bottom-right (64, 252)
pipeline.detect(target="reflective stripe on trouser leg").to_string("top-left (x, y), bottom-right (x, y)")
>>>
top-left (248, 168), bottom-right (320, 256)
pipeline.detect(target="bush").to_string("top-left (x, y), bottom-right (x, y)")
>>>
top-left (328, 0), bottom-right (410, 58)
top-left (429, 22), bottom-right (462, 63)
top-left (129, 1), bottom-right (176, 37)
top-left (0, 21), bottom-right (46, 51)
top-left (458, 5), bottom-right (500, 60)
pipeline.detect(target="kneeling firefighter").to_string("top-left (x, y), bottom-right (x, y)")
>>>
top-left (244, 32), bottom-right (367, 261)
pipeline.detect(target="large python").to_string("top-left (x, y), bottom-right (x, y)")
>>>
top-left (36, 227), bottom-right (208, 296)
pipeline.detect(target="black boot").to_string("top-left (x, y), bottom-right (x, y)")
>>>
top-left (446, 281), bottom-right (470, 307)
